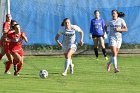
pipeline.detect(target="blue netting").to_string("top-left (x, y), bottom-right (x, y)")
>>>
top-left (10, 0), bottom-right (140, 45)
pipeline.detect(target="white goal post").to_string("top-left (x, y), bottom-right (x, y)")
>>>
top-left (0, 0), bottom-right (10, 37)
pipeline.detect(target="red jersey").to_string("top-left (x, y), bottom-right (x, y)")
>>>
top-left (3, 22), bottom-right (11, 33)
top-left (8, 31), bottom-right (26, 52)
top-left (3, 22), bottom-right (10, 30)
top-left (0, 22), bottom-right (11, 48)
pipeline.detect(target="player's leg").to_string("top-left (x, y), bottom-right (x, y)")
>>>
top-left (11, 52), bottom-right (22, 76)
top-left (11, 52), bottom-right (22, 62)
top-left (13, 50), bottom-right (24, 76)
top-left (15, 56), bottom-right (23, 75)
top-left (69, 58), bottom-right (74, 74)
top-left (93, 37), bottom-right (99, 60)
top-left (110, 46), bottom-right (119, 73)
top-left (4, 53), bottom-right (13, 74)
top-left (99, 37), bottom-right (108, 60)
top-left (62, 48), bottom-right (75, 76)
top-left (0, 47), bottom-right (5, 60)
top-left (107, 38), bottom-right (116, 72)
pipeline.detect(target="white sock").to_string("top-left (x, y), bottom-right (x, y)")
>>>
top-left (112, 56), bottom-right (117, 68)
top-left (64, 59), bottom-right (70, 73)
top-left (70, 59), bottom-right (73, 65)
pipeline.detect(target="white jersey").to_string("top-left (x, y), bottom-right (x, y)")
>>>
top-left (58, 25), bottom-right (81, 47)
top-left (107, 17), bottom-right (126, 39)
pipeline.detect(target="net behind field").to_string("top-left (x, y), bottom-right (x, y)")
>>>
top-left (9, 0), bottom-right (140, 45)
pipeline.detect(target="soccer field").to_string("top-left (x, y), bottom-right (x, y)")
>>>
top-left (0, 55), bottom-right (140, 93)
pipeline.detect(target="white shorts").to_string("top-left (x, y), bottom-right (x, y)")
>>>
top-left (62, 44), bottom-right (77, 53)
top-left (109, 37), bottom-right (122, 48)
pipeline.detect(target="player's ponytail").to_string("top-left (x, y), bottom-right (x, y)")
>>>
top-left (61, 18), bottom-right (69, 26)
top-left (118, 12), bottom-right (125, 17)
top-left (112, 10), bottom-right (125, 18)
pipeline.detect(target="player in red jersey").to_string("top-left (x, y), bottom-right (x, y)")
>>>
top-left (6, 24), bottom-right (28, 76)
top-left (0, 14), bottom-right (12, 59)
top-left (3, 20), bottom-right (17, 74)
top-left (0, 14), bottom-right (16, 74)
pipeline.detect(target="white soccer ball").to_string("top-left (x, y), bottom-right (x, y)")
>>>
top-left (39, 70), bottom-right (48, 78)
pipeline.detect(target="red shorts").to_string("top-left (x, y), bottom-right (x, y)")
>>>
top-left (11, 48), bottom-right (24, 57)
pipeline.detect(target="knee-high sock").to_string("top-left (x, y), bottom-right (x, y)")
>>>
top-left (94, 48), bottom-right (98, 58)
top-left (102, 48), bottom-right (107, 57)
top-left (5, 61), bottom-right (12, 72)
top-left (112, 56), bottom-right (117, 68)
top-left (70, 59), bottom-right (73, 65)
top-left (13, 59), bottom-right (18, 72)
top-left (64, 59), bottom-right (70, 73)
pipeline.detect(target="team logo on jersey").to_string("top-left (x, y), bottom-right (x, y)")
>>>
top-left (110, 24), bottom-right (121, 28)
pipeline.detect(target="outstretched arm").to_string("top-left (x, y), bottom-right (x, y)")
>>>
top-left (22, 35), bottom-right (28, 43)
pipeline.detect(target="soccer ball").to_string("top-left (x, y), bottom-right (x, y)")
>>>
top-left (39, 70), bottom-right (48, 78)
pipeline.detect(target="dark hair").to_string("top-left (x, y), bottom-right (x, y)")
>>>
top-left (13, 24), bottom-right (20, 30)
top-left (94, 10), bottom-right (100, 15)
top-left (112, 10), bottom-right (125, 17)
top-left (10, 20), bottom-right (17, 29)
top-left (11, 20), bottom-right (17, 25)
top-left (61, 18), bottom-right (69, 26)
top-left (6, 14), bottom-right (11, 17)
top-left (6, 14), bottom-right (11, 21)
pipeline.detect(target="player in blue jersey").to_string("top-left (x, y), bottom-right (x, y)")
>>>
top-left (105, 10), bottom-right (128, 73)
top-left (55, 18), bottom-right (84, 76)
top-left (90, 10), bottom-right (108, 60)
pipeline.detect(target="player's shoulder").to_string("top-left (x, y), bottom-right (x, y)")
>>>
top-left (71, 25), bottom-right (80, 29)
top-left (3, 22), bottom-right (9, 27)
top-left (3, 22), bottom-right (9, 25)
top-left (19, 31), bottom-right (26, 37)
top-left (100, 17), bottom-right (104, 21)
top-left (117, 17), bottom-right (125, 21)
top-left (91, 18), bottom-right (96, 22)
top-left (71, 25), bottom-right (81, 32)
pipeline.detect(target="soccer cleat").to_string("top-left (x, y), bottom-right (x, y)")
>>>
top-left (107, 63), bottom-right (111, 72)
top-left (62, 72), bottom-right (67, 76)
top-left (4, 71), bottom-right (11, 75)
top-left (114, 68), bottom-right (119, 73)
top-left (14, 72), bottom-right (20, 76)
top-left (70, 64), bottom-right (74, 74)
top-left (105, 57), bottom-right (109, 60)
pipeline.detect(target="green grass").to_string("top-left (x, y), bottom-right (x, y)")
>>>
top-left (0, 55), bottom-right (140, 93)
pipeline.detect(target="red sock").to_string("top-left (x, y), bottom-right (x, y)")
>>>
top-left (16, 62), bottom-right (23, 74)
top-left (5, 61), bottom-right (12, 72)
top-left (0, 53), bottom-right (4, 60)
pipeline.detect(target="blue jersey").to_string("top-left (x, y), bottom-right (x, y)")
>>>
top-left (90, 18), bottom-right (105, 36)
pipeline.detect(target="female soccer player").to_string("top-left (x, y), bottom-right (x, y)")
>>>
top-left (55, 18), bottom-right (84, 76)
top-left (90, 10), bottom-right (108, 60)
top-left (3, 20), bottom-right (17, 74)
top-left (0, 14), bottom-right (14, 74)
top-left (6, 24), bottom-right (28, 76)
top-left (105, 10), bottom-right (128, 73)
top-left (0, 14), bottom-right (12, 60)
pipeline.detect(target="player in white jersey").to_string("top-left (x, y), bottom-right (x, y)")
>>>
top-left (55, 18), bottom-right (84, 76)
top-left (105, 10), bottom-right (128, 73)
